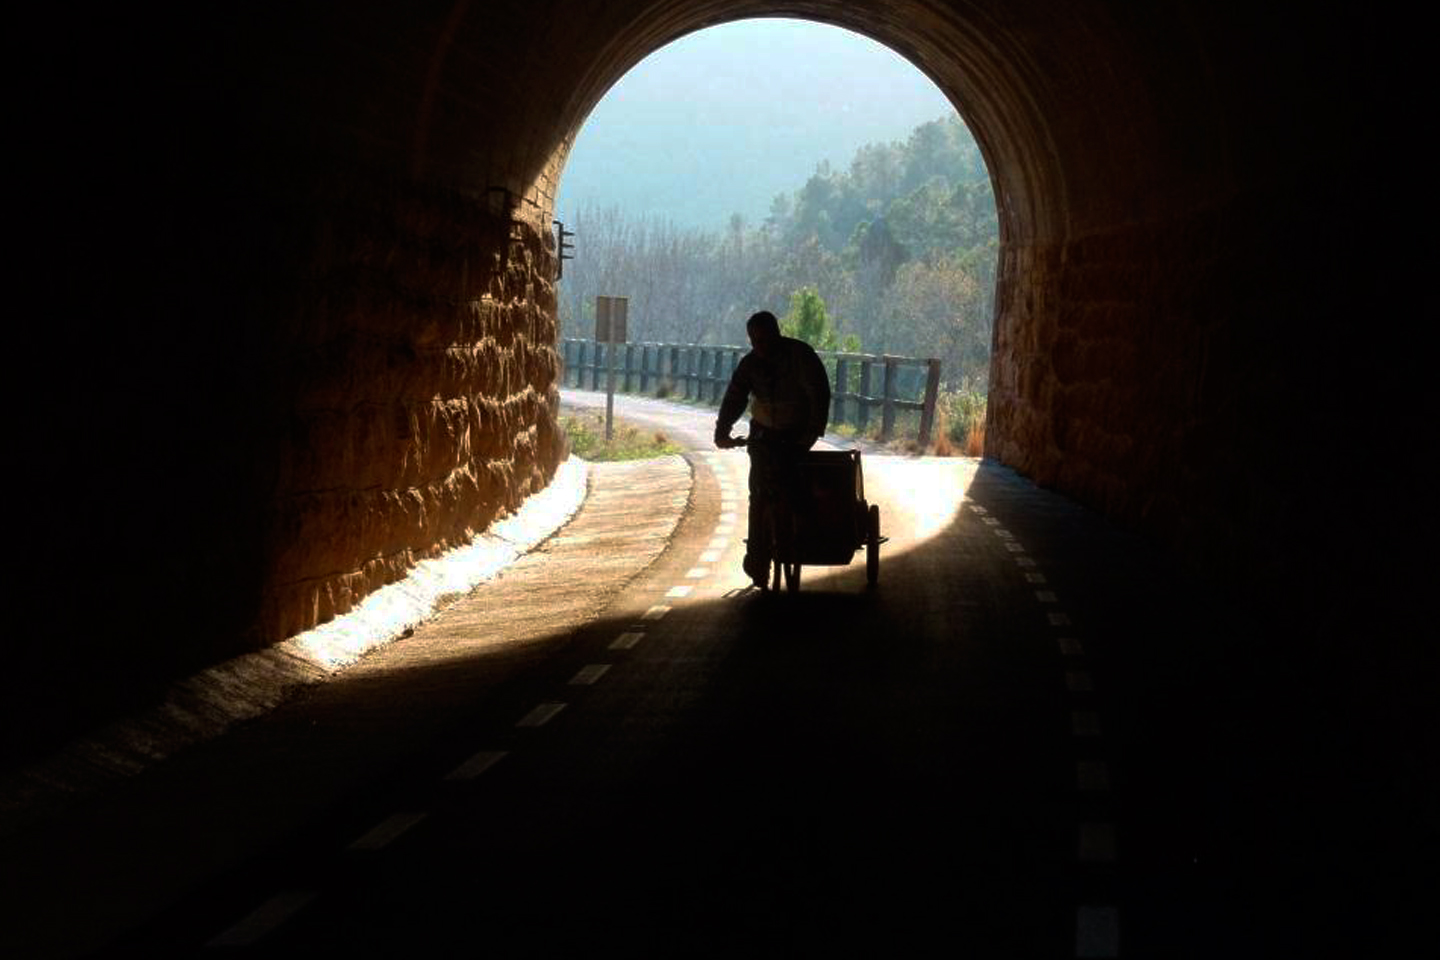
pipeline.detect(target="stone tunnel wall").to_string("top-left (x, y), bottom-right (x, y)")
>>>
top-left (7, 4), bottom-right (577, 762)
top-left (259, 177), bottom-right (567, 643)
top-left (7, 0), bottom-right (1422, 765)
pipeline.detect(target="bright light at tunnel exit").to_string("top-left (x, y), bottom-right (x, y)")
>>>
top-left (555, 17), bottom-right (996, 453)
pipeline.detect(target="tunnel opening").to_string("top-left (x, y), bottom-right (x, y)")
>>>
top-left (550, 18), bottom-right (999, 455)
top-left (9, 1), bottom-right (1422, 807)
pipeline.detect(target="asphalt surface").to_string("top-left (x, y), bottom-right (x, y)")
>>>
top-left (0, 391), bottom-right (1429, 958)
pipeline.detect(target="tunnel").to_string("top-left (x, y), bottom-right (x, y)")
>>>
top-left (4, 0), bottom-right (1427, 949)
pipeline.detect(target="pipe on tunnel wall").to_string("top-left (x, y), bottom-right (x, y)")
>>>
top-left (6, 0), bottom-right (1420, 760)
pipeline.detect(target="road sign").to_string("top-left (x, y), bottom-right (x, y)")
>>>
top-left (595, 296), bottom-right (628, 343)
top-left (595, 296), bottom-right (628, 441)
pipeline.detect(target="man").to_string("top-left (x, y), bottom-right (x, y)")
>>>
top-left (714, 310), bottom-right (832, 587)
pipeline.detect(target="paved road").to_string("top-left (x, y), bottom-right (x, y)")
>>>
top-left (1, 392), bottom-right (1424, 957)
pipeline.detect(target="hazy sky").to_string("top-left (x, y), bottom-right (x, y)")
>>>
top-left (555, 19), bottom-right (956, 230)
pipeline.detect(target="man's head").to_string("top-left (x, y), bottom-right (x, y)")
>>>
top-left (746, 310), bottom-right (781, 358)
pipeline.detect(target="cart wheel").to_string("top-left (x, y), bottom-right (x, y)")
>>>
top-left (866, 504), bottom-right (881, 587)
top-left (784, 561), bottom-right (801, 593)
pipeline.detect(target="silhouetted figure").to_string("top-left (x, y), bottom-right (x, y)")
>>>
top-left (714, 310), bottom-right (831, 587)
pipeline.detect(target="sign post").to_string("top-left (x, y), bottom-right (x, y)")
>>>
top-left (595, 296), bottom-right (628, 442)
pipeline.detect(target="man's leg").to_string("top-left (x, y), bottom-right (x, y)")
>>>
top-left (744, 441), bottom-right (775, 586)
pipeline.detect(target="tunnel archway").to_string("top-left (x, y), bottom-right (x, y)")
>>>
top-left (11, 0), bottom-right (1416, 766)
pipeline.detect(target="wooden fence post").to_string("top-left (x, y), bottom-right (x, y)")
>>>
top-left (858, 358), bottom-right (873, 432)
top-left (918, 358), bottom-right (942, 447)
top-left (709, 349), bottom-right (722, 403)
top-left (833, 357), bottom-right (848, 427)
top-left (881, 356), bottom-right (898, 441)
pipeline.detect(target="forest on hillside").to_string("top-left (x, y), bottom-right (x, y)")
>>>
top-left (556, 114), bottom-right (998, 393)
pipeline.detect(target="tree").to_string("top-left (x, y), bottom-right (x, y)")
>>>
top-left (782, 287), bottom-right (859, 353)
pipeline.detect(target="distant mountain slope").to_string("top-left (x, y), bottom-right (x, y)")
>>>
top-left (555, 19), bottom-right (955, 229)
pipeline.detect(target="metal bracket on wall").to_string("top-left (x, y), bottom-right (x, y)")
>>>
top-left (554, 219), bottom-right (575, 280)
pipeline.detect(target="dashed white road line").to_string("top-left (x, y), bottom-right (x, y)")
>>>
top-left (516, 702), bottom-right (567, 728)
top-left (348, 812), bottom-right (428, 852)
top-left (444, 749), bottom-right (508, 781)
top-left (569, 664), bottom-right (611, 686)
top-left (685, 567), bottom-right (709, 578)
top-left (1066, 670), bottom-right (1094, 692)
top-left (205, 890), bottom-right (320, 948)
top-left (610, 631), bottom-right (645, 650)
top-left (665, 585), bottom-right (693, 599)
top-left (1078, 822), bottom-right (1117, 862)
top-left (700, 550), bottom-right (722, 563)
top-left (1077, 761), bottom-right (1111, 792)
top-left (1072, 711), bottom-right (1102, 736)
top-left (1075, 906), bottom-right (1120, 958)
top-left (1049, 612), bottom-right (1073, 626)
top-left (640, 605), bottom-right (670, 621)
top-left (1036, 590), bottom-right (1059, 603)
top-left (1059, 637), bottom-right (1085, 656)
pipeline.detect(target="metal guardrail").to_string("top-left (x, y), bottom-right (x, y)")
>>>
top-left (559, 338), bottom-right (942, 446)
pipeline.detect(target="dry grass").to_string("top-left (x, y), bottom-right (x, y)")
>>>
top-left (964, 421), bottom-right (985, 457)
top-left (931, 408), bottom-right (956, 457)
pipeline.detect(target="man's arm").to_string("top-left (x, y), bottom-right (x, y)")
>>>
top-left (714, 354), bottom-right (754, 447)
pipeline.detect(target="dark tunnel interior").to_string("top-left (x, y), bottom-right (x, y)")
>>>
top-left (5, 0), bottom-right (1427, 796)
